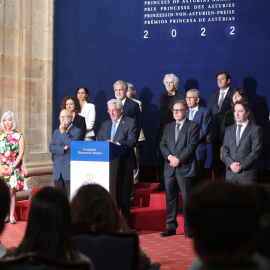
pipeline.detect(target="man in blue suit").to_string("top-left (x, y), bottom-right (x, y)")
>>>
top-left (113, 80), bottom-right (141, 141)
top-left (207, 71), bottom-right (233, 180)
top-left (96, 99), bottom-right (137, 224)
top-left (186, 89), bottom-right (211, 178)
top-left (49, 109), bottom-right (83, 196)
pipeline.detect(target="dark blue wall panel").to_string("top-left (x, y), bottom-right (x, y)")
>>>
top-left (53, 0), bottom-right (270, 169)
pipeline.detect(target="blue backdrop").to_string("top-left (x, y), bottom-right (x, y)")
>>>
top-left (53, 0), bottom-right (270, 169)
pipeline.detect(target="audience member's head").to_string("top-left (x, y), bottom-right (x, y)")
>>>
top-left (71, 184), bottom-right (129, 233)
top-left (14, 187), bottom-right (77, 260)
top-left (253, 185), bottom-right (270, 259)
top-left (186, 182), bottom-right (260, 264)
top-left (0, 180), bottom-right (10, 234)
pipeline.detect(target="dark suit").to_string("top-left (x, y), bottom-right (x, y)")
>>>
top-left (208, 88), bottom-right (233, 179)
top-left (222, 122), bottom-right (262, 184)
top-left (220, 109), bottom-right (256, 144)
top-left (156, 91), bottom-right (185, 184)
top-left (188, 106), bottom-right (211, 177)
top-left (123, 98), bottom-right (141, 140)
top-left (73, 114), bottom-right (87, 139)
top-left (96, 115), bottom-right (137, 223)
top-left (49, 124), bottom-right (83, 196)
top-left (160, 118), bottom-right (200, 232)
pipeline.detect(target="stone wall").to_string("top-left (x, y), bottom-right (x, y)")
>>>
top-left (0, 0), bottom-right (54, 188)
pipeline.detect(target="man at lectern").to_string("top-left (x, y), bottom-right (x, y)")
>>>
top-left (49, 109), bottom-right (83, 197)
top-left (96, 99), bottom-right (137, 224)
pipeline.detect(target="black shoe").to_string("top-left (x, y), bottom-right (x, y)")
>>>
top-left (160, 228), bottom-right (176, 237)
top-left (185, 232), bottom-right (193, 238)
top-left (153, 183), bottom-right (165, 192)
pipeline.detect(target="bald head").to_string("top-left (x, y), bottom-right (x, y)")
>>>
top-left (59, 109), bottom-right (73, 128)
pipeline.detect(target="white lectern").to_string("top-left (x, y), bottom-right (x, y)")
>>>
top-left (70, 141), bottom-right (126, 200)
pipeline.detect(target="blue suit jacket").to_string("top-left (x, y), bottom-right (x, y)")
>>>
top-left (123, 98), bottom-right (141, 140)
top-left (160, 118), bottom-right (200, 178)
top-left (96, 115), bottom-right (137, 171)
top-left (188, 106), bottom-right (211, 161)
top-left (222, 122), bottom-right (262, 183)
top-left (208, 87), bottom-right (233, 141)
top-left (49, 125), bottom-right (83, 181)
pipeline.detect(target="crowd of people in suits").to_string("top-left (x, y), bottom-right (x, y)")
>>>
top-left (0, 70), bottom-right (267, 269)
top-left (48, 71), bottom-right (263, 238)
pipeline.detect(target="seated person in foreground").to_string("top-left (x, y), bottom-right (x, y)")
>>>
top-left (186, 182), bottom-right (260, 269)
top-left (12, 187), bottom-right (93, 267)
top-left (0, 179), bottom-right (16, 259)
top-left (70, 184), bottom-right (151, 270)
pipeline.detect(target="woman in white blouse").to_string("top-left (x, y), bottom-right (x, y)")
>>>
top-left (76, 87), bottom-right (96, 141)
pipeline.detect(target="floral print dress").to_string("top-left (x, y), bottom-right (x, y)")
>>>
top-left (0, 131), bottom-right (24, 190)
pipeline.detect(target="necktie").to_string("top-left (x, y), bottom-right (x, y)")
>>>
top-left (110, 121), bottom-right (118, 141)
top-left (175, 122), bottom-right (181, 143)
top-left (219, 91), bottom-right (225, 111)
top-left (189, 109), bottom-right (195, 121)
top-left (236, 124), bottom-right (242, 146)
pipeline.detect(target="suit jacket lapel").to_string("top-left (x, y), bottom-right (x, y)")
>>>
top-left (237, 123), bottom-right (251, 148)
top-left (105, 121), bottom-right (112, 140)
top-left (67, 125), bottom-right (74, 136)
top-left (192, 108), bottom-right (200, 122)
top-left (175, 119), bottom-right (189, 145)
top-left (114, 116), bottom-right (125, 141)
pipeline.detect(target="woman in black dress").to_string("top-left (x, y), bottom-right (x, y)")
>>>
top-left (61, 96), bottom-right (86, 139)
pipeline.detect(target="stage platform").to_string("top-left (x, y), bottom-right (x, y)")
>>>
top-left (14, 184), bottom-right (185, 233)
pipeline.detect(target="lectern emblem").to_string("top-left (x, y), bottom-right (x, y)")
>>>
top-left (82, 173), bottom-right (95, 185)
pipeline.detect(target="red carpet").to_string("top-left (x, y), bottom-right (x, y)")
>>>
top-left (1, 223), bottom-right (196, 269)
top-left (1, 221), bottom-right (26, 248)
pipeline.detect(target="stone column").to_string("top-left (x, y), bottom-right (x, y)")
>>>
top-left (0, 0), bottom-right (54, 190)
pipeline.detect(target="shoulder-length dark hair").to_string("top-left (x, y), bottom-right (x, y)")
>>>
top-left (76, 87), bottom-right (92, 103)
top-left (230, 87), bottom-right (250, 111)
top-left (71, 184), bottom-right (129, 233)
top-left (14, 188), bottom-right (77, 260)
top-left (61, 96), bottom-right (81, 115)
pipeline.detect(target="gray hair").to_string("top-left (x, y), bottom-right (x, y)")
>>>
top-left (127, 83), bottom-right (136, 97)
top-left (1, 111), bottom-right (18, 131)
top-left (187, 89), bottom-right (200, 98)
top-left (107, 99), bottom-right (123, 110)
top-left (174, 100), bottom-right (188, 110)
top-left (163, 74), bottom-right (179, 89)
top-left (113, 80), bottom-right (128, 91)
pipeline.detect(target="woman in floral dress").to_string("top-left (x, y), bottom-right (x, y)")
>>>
top-left (0, 111), bottom-right (25, 224)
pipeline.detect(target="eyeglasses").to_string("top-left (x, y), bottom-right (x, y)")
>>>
top-left (114, 89), bottom-right (125, 92)
top-left (107, 109), bottom-right (119, 114)
top-left (185, 97), bottom-right (197, 100)
top-left (172, 109), bottom-right (186, 113)
top-left (59, 116), bottom-right (71, 119)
